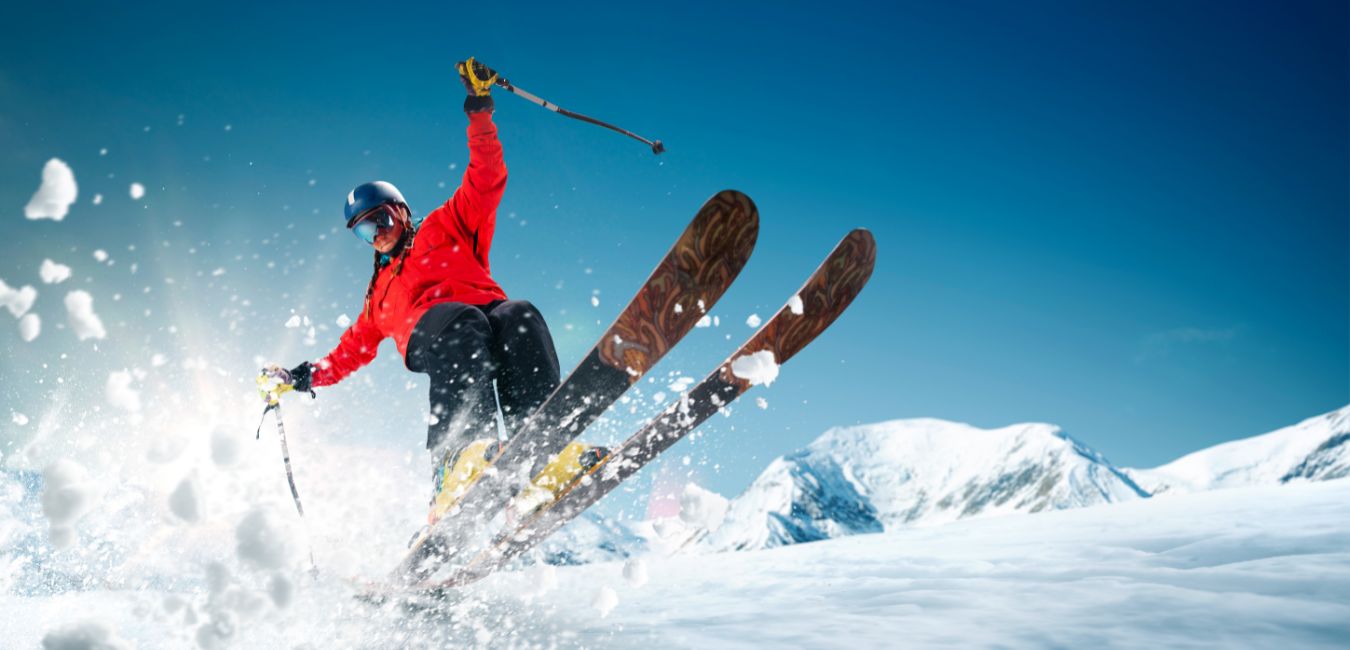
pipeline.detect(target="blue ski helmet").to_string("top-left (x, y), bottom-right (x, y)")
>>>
top-left (344, 181), bottom-right (408, 228)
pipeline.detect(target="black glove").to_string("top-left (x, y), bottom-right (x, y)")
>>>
top-left (457, 57), bottom-right (497, 114)
top-left (288, 361), bottom-right (314, 393)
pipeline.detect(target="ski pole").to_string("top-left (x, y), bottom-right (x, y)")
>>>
top-left (256, 366), bottom-right (320, 577)
top-left (494, 76), bottom-right (666, 155)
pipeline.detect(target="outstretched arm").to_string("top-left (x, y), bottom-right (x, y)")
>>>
top-left (310, 310), bottom-right (384, 387)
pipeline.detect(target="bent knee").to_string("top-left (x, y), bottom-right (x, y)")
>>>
top-left (491, 299), bottom-right (544, 324)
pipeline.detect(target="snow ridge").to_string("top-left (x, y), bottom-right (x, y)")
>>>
top-left (1128, 404), bottom-right (1350, 495)
top-left (705, 418), bottom-right (1147, 552)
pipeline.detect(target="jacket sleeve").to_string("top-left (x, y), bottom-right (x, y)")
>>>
top-left (422, 111), bottom-right (506, 270)
top-left (311, 309), bottom-right (384, 387)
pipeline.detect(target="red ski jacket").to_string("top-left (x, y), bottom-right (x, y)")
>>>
top-left (312, 112), bottom-right (508, 387)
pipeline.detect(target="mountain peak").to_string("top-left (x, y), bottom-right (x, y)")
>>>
top-left (704, 417), bottom-right (1145, 552)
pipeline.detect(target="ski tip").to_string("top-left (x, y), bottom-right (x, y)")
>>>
top-left (651, 140), bottom-right (665, 155)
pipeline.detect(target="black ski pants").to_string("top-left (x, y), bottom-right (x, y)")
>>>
top-left (405, 300), bottom-right (561, 453)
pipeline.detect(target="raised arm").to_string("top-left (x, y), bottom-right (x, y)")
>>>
top-left (420, 58), bottom-right (506, 268)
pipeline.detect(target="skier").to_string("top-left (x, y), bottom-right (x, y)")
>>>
top-left (279, 58), bottom-right (565, 526)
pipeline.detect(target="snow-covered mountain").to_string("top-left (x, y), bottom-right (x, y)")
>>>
top-left (1126, 404), bottom-right (1350, 495)
top-left (703, 418), bottom-right (1147, 552)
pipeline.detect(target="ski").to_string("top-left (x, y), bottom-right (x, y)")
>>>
top-left (394, 189), bottom-right (759, 582)
top-left (417, 228), bottom-right (877, 594)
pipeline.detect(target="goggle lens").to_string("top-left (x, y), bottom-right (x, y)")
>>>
top-left (350, 207), bottom-right (396, 244)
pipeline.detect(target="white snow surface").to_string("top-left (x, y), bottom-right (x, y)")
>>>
top-left (705, 418), bottom-right (1146, 552)
top-left (1127, 404), bottom-right (1350, 494)
top-left (24, 158), bottom-right (78, 221)
top-left (4, 477), bottom-right (1346, 648)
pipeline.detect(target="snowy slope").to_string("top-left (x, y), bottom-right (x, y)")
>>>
top-left (1128, 404), bottom-right (1350, 495)
top-left (704, 418), bottom-right (1146, 551)
top-left (6, 474), bottom-right (1347, 648)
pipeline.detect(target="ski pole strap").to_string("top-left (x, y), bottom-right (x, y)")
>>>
top-left (255, 402), bottom-right (277, 439)
top-left (495, 78), bottom-right (665, 155)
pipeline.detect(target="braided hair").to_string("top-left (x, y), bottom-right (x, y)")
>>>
top-left (360, 205), bottom-right (415, 318)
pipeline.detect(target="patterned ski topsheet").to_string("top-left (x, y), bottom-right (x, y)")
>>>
top-left (418, 228), bottom-right (877, 593)
top-left (396, 190), bottom-right (759, 581)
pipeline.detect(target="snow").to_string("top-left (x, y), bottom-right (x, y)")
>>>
top-left (40, 621), bottom-right (130, 650)
top-left (787, 294), bottom-right (804, 315)
top-left (335, 314), bottom-right (351, 328)
top-left (91, 194), bottom-right (103, 206)
top-left (169, 476), bottom-right (201, 523)
top-left (695, 315), bottom-right (712, 328)
top-left (1, 279), bottom-right (38, 318)
top-left (622, 558), bottom-right (649, 588)
top-left (91, 250), bottom-right (108, 263)
top-left (706, 418), bottom-right (1146, 551)
top-left (64, 291), bottom-right (106, 340)
top-left (128, 183), bottom-right (145, 200)
top-left (284, 315), bottom-right (301, 328)
top-left (11, 412), bottom-right (29, 426)
top-left (592, 585), bottom-right (619, 617)
top-left (745, 313), bottom-right (761, 328)
top-left (678, 482), bottom-right (729, 532)
top-left (2, 408), bottom-right (1349, 647)
top-left (1128, 404), bottom-right (1350, 494)
top-left (104, 371), bottom-right (141, 413)
top-left (19, 314), bottom-right (41, 342)
top-left (40, 460), bottom-right (100, 549)
top-left (40, 259), bottom-right (72, 284)
top-left (24, 158), bottom-right (78, 222)
top-left (234, 509), bottom-right (295, 571)
top-left (730, 350), bottom-right (779, 386)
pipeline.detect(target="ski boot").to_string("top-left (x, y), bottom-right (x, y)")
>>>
top-left (428, 438), bottom-right (502, 527)
top-left (508, 441), bottom-right (610, 523)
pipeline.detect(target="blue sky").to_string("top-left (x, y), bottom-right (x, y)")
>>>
top-left (1, 1), bottom-right (1345, 502)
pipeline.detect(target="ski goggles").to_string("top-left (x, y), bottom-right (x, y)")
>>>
top-left (349, 205), bottom-right (399, 244)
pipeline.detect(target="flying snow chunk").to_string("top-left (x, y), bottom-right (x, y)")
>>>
top-left (0, 280), bottom-right (38, 318)
top-left (92, 249), bottom-right (109, 262)
top-left (42, 459), bottom-right (99, 549)
top-left (169, 475), bottom-right (201, 522)
top-left (211, 267), bottom-right (225, 277)
top-left (40, 621), bottom-right (131, 650)
top-left (12, 412), bottom-right (29, 426)
top-left (40, 259), bottom-right (73, 284)
top-left (623, 558), bottom-right (649, 588)
top-left (756, 396), bottom-right (769, 410)
top-left (129, 182), bottom-right (146, 200)
top-left (19, 313), bottom-right (41, 342)
top-left (24, 158), bottom-right (78, 221)
top-left (284, 315), bottom-right (302, 328)
top-left (746, 313), bottom-right (762, 328)
top-left (788, 294), bottom-right (804, 315)
top-left (679, 482), bottom-right (730, 532)
top-left (336, 313), bottom-right (351, 327)
top-left (106, 370), bottom-right (141, 412)
top-left (150, 353), bottom-right (167, 367)
top-left (269, 574), bottom-right (294, 608)
top-left (236, 509), bottom-right (294, 570)
top-left (593, 586), bottom-right (619, 618)
top-left (65, 291), bottom-right (106, 340)
top-left (730, 350), bottom-right (780, 387)
top-left (92, 193), bottom-right (103, 206)
top-left (695, 315), bottom-right (712, 328)
top-left (591, 295), bottom-right (600, 307)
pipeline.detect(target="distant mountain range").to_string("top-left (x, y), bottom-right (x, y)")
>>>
top-left (626, 404), bottom-right (1350, 556)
